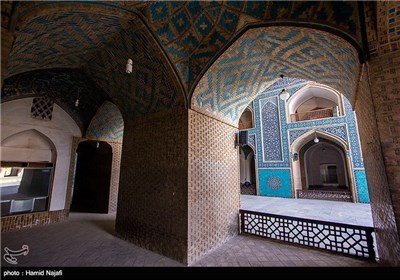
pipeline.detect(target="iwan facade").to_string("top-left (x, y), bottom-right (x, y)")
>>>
top-left (239, 77), bottom-right (369, 203)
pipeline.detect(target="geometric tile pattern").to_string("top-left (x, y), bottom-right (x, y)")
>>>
top-left (267, 176), bottom-right (283, 190)
top-left (191, 26), bottom-right (360, 126)
top-left (387, 4), bottom-right (400, 45)
top-left (261, 98), bottom-right (282, 161)
top-left (240, 210), bottom-right (376, 259)
top-left (343, 98), bottom-right (364, 169)
top-left (289, 125), bottom-right (348, 145)
top-left (30, 97), bottom-right (54, 121)
top-left (249, 78), bottom-right (368, 200)
top-left (86, 101), bottom-right (124, 143)
top-left (6, 11), bottom-right (129, 77)
top-left (4, 9), bottom-right (184, 121)
top-left (7, 2), bottom-right (362, 118)
top-left (84, 17), bottom-right (184, 118)
top-left (258, 169), bottom-right (292, 198)
top-left (355, 170), bottom-right (371, 203)
top-left (248, 134), bottom-right (256, 151)
top-left (142, 1), bottom-right (361, 89)
top-left (9, 1), bottom-right (362, 98)
top-left (297, 190), bottom-right (352, 202)
top-left (1, 68), bottom-right (109, 133)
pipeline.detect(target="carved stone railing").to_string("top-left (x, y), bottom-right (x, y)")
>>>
top-left (297, 190), bottom-right (352, 202)
top-left (239, 210), bottom-right (375, 260)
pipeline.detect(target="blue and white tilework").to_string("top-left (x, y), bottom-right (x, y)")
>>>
top-left (260, 97), bottom-right (282, 161)
top-left (354, 170), bottom-right (370, 203)
top-left (259, 169), bottom-right (292, 198)
top-left (250, 78), bottom-right (369, 202)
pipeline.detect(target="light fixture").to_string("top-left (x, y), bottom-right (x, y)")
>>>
top-left (279, 74), bottom-right (290, 101)
top-left (126, 58), bottom-right (133, 74)
top-left (279, 88), bottom-right (290, 101)
top-left (96, 141), bottom-right (100, 148)
top-left (75, 88), bottom-right (80, 108)
top-left (313, 132), bottom-right (319, 143)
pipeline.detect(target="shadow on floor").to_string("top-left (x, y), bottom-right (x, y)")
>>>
top-left (69, 212), bottom-right (116, 235)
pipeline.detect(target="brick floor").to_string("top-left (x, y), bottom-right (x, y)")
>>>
top-left (1, 213), bottom-right (378, 267)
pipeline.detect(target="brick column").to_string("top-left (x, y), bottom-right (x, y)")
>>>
top-left (367, 50), bottom-right (400, 265)
top-left (116, 108), bottom-right (189, 263)
top-left (355, 63), bottom-right (400, 265)
top-left (187, 109), bottom-right (240, 264)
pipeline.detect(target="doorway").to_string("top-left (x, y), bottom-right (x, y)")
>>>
top-left (71, 140), bottom-right (112, 213)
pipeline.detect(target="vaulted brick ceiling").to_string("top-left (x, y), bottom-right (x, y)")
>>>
top-left (1, 68), bottom-right (109, 133)
top-left (2, 1), bottom-right (365, 128)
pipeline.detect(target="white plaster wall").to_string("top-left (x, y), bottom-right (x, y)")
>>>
top-left (297, 97), bottom-right (337, 113)
top-left (2, 130), bottom-right (54, 162)
top-left (1, 98), bottom-right (81, 210)
top-left (291, 160), bottom-right (302, 192)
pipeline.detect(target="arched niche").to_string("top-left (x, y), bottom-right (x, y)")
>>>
top-left (287, 84), bottom-right (344, 123)
top-left (1, 129), bottom-right (57, 216)
top-left (1, 129), bottom-right (56, 163)
top-left (290, 130), bottom-right (355, 202)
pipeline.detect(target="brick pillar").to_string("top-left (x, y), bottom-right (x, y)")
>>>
top-left (355, 63), bottom-right (400, 265)
top-left (360, 1), bottom-right (400, 265)
top-left (116, 108), bottom-right (240, 264)
top-left (115, 108), bottom-right (189, 263)
top-left (107, 142), bottom-right (122, 213)
top-left (187, 109), bottom-right (240, 264)
top-left (367, 50), bottom-right (400, 265)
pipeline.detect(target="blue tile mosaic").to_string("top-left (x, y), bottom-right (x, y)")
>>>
top-left (248, 78), bottom-right (369, 201)
top-left (248, 134), bottom-right (256, 150)
top-left (259, 169), bottom-right (292, 198)
top-left (261, 97), bottom-right (282, 161)
top-left (355, 170), bottom-right (370, 203)
top-left (86, 101), bottom-right (124, 143)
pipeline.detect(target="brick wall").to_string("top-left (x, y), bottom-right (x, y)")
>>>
top-left (361, 0), bottom-right (400, 265)
top-left (1, 27), bottom-right (14, 87)
top-left (355, 64), bottom-right (400, 265)
top-left (371, 1), bottom-right (400, 57)
top-left (187, 109), bottom-right (240, 264)
top-left (64, 137), bottom-right (80, 211)
top-left (367, 51), bottom-right (400, 265)
top-left (1, 210), bottom-right (68, 232)
top-left (115, 108), bottom-right (188, 263)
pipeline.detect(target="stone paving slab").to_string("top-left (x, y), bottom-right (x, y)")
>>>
top-left (240, 195), bottom-right (373, 227)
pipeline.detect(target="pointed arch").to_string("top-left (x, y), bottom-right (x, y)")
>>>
top-left (190, 26), bottom-right (360, 126)
top-left (290, 130), bottom-right (355, 202)
top-left (286, 83), bottom-right (345, 123)
top-left (1, 129), bottom-right (57, 163)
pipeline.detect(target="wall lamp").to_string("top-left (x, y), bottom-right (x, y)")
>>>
top-left (279, 74), bottom-right (290, 101)
top-left (314, 132), bottom-right (320, 143)
top-left (126, 59), bottom-right (133, 74)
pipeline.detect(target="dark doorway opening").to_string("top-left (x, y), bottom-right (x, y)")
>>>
top-left (71, 140), bottom-right (112, 213)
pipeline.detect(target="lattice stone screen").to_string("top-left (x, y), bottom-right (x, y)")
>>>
top-left (297, 190), bottom-right (352, 202)
top-left (240, 210), bottom-right (375, 259)
top-left (30, 97), bottom-right (54, 121)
